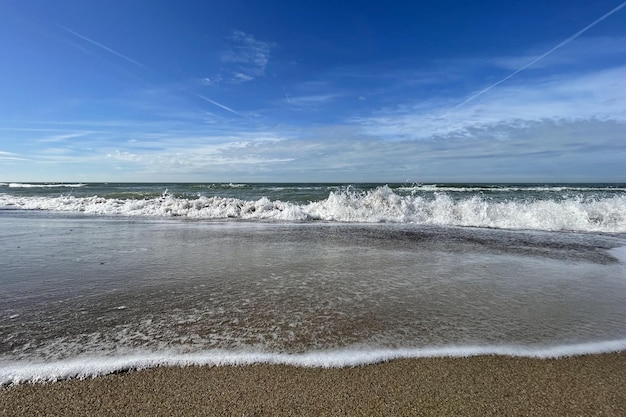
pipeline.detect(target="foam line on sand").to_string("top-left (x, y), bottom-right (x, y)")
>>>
top-left (2, 353), bottom-right (625, 417)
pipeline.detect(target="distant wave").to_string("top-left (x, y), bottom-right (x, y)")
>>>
top-left (398, 184), bottom-right (626, 193)
top-left (1, 185), bottom-right (625, 233)
top-left (2, 340), bottom-right (626, 385)
top-left (6, 183), bottom-right (86, 188)
top-left (194, 183), bottom-right (248, 189)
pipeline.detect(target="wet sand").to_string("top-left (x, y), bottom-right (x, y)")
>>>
top-left (2, 353), bottom-right (625, 417)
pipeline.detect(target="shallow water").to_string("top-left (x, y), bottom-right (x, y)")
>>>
top-left (1, 211), bottom-right (625, 383)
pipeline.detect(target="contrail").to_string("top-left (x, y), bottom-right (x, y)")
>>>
top-left (456, 1), bottom-right (626, 108)
top-left (60, 27), bottom-right (244, 119)
top-left (59, 25), bottom-right (148, 70)
top-left (195, 94), bottom-right (246, 117)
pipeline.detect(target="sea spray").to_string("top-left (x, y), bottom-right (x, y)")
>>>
top-left (1, 184), bottom-right (625, 232)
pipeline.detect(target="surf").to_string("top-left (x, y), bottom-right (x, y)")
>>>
top-left (1, 185), bottom-right (625, 232)
top-left (3, 340), bottom-right (626, 385)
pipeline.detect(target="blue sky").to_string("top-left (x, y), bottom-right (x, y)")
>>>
top-left (1, 0), bottom-right (625, 182)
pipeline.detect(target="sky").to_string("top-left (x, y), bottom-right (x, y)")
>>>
top-left (1, 0), bottom-right (625, 183)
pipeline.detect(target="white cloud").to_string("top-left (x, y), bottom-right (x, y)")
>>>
top-left (107, 150), bottom-right (141, 162)
top-left (36, 132), bottom-right (92, 143)
top-left (201, 77), bottom-right (218, 85)
top-left (233, 72), bottom-right (254, 82)
top-left (355, 66), bottom-right (626, 141)
top-left (222, 30), bottom-right (272, 67)
top-left (2, 115), bottom-right (624, 182)
top-left (2, 34), bottom-right (624, 183)
top-left (167, 121), bottom-right (625, 182)
top-left (212, 30), bottom-right (276, 84)
top-left (285, 94), bottom-right (339, 108)
top-left (0, 150), bottom-right (29, 161)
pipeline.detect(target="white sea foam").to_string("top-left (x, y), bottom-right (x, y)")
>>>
top-left (398, 184), bottom-right (626, 193)
top-left (7, 182), bottom-right (85, 188)
top-left (2, 340), bottom-right (626, 385)
top-left (1, 186), bottom-right (625, 232)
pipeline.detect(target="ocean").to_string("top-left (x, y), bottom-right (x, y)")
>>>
top-left (1, 182), bottom-right (626, 384)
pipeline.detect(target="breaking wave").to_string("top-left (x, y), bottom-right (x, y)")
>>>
top-left (398, 184), bottom-right (626, 193)
top-left (1, 185), bottom-right (625, 233)
top-left (5, 182), bottom-right (86, 188)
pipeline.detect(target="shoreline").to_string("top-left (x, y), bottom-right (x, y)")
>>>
top-left (2, 352), bottom-right (625, 416)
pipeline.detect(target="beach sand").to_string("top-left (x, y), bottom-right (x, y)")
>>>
top-left (2, 353), bottom-right (625, 416)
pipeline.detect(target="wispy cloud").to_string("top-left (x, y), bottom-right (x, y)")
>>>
top-left (102, 133), bottom-right (295, 180)
top-left (3, 113), bottom-right (624, 182)
top-left (491, 36), bottom-right (626, 71)
top-left (456, 1), bottom-right (626, 108)
top-left (143, 120), bottom-right (624, 182)
top-left (106, 150), bottom-right (141, 162)
top-left (222, 30), bottom-right (273, 71)
top-left (0, 150), bottom-right (29, 162)
top-left (36, 132), bottom-right (93, 143)
top-left (3, 16), bottom-right (624, 183)
top-left (283, 94), bottom-right (339, 109)
top-left (354, 59), bottom-right (626, 141)
top-left (205, 30), bottom-right (275, 85)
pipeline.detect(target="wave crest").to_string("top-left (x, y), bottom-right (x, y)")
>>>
top-left (6, 183), bottom-right (86, 188)
top-left (1, 185), bottom-right (625, 232)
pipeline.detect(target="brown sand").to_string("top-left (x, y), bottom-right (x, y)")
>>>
top-left (2, 353), bottom-right (625, 417)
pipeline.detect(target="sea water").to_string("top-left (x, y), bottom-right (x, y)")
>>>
top-left (1, 183), bottom-right (625, 384)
